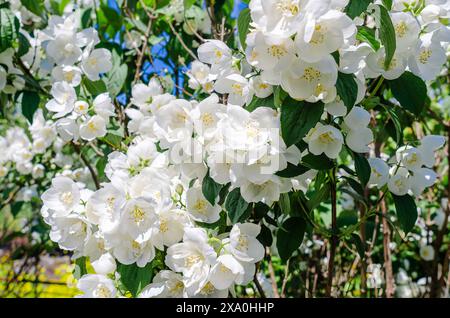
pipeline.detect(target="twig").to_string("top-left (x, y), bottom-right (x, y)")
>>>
top-left (280, 260), bottom-right (290, 298)
top-left (72, 143), bottom-right (100, 190)
top-left (325, 168), bottom-right (338, 297)
top-left (167, 20), bottom-right (199, 61)
top-left (266, 248), bottom-right (280, 298)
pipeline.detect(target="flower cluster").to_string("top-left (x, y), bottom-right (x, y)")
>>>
top-left (368, 135), bottom-right (445, 196)
top-left (0, 110), bottom-right (56, 178)
top-left (41, 14), bottom-right (114, 142)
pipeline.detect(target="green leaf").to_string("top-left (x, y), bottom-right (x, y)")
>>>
top-left (237, 8), bottom-right (251, 50)
top-left (345, 0), bottom-right (374, 19)
top-left (344, 176), bottom-right (365, 197)
top-left (276, 163), bottom-right (309, 178)
top-left (277, 217), bottom-right (306, 263)
top-left (21, 91), bottom-right (40, 123)
top-left (302, 153), bottom-right (335, 170)
top-left (17, 32), bottom-right (31, 57)
top-left (336, 72), bottom-right (358, 109)
top-left (357, 26), bottom-right (380, 51)
top-left (20, 0), bottom-right (44, 16)
top-left (392, 193), bottom-right (418, 235)
top-left (281, 99), bottom-right (324, 147)
top-left (337, 210), bottom-right (358, 228)
top-left (0, 8), bottom-right (20, 53)
top-left (372, 4), bottom-right (396, 69)
top-left (246, 95), bottom-right (275, 112)
top-left (225, 188), bottom-right (249, 224)
top-left (387, 71), bottom-right (427, 116)
top-left (279, 193), bottom-right (291, 215)
top-left (83, 78), bottom-right (108, 96)
top-left (73, 257), bottom-right (88, 279)
top-left (106, 64), bottom-right (128, 97)
top-left (353, 153), bottom-right (371, 187)
top-left (100, 133), bottom-right (122, 150)
top-left (183, 0), bottom-right (196, 10)
top-left (117, 262), bottom-right (153, 297)
top-left (381, 104), bottom-right (403, 144)
top-left (202, 172), bottom-right (223, 206)
top-left (382, 0), bottom-right (393, 10)
top-left (307, 183), bottom-right (331, 211)
top-left (257, 223), bottom-right (273, 247)
top-left (348, 233), bottom-right (366, 259)
top-left (273, 86), bottom-right (286, 108)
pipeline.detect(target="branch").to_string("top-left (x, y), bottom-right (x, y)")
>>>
top-left (325, 168), bottom-right (338, 297)
top-left (72, 143), bottom-right (100, 190)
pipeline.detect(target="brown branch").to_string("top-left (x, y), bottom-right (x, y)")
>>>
top-left (266, 248), bottom-right (280, 298)
top-left (326, 169), bottom-right (338, 297)
top-left (72, 143), bottom-right (100, 190)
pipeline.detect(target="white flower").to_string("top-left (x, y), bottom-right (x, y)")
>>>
top-left (198, 40), bottom-right (232, 67)
top-left (305, 123), bottom-right (343, 159)
top-left (365, 48), bottom-right (407, 80)
top-left (396, 146), bottom-right (424, 172)
top-left (112, 234), bottom-right (156, 267)
top-left (74, 100), bottom-right (89, 115)
top-left (165, 228), bottom-right (217, 291)
top-left (51, 65), bottom-right (82, 86)
top-left (391, 12), bottom-right (420, 53)
top-left (214, 74), bottom-right (254, 107)
top-left (209, 254), bottom-right (245, 290)
top-left (343, 107), bottom-right (373, 153)
top-left (294, 10), bottom-right (356, 63)
top-left (186, 185), bottom-right (221, 224)
top-left (250, 0), bottom-right (328, 37)
top-left (139, 271), bottom-right (186, 298)
top-left (79, 115), bottom-right (107, 141)
top-left (131, 79), bottom-right (164, 113)
top-left (247, 32), bottom-right (295, 71)
top-left (388, 167), bottom-right (411, 196)
top-left (77, 274), bottom-right (116, 298)
top-left (55, 117), bottom-right (79, 142)
top-left (420, 245), bottom-right (435, 261)
top-left (93, 93), bottom-right (115, 118)
top-left (190, 94), bottom-right (226, 140)
top-left (120, 198), bottom-right (158, 242)
top-left (368, 158), bottom-right (390, 187)
top-left (325, 97), bottom-right (347, 117)
top-left (418, 135), bottom-right (446, 168)
top-left (281, 55), bottom-right (338, 103)
top-left (227, 223), bottom-right (264, 263)
top-left (46, 82), bottom-right (77, 118)
top-left (409, 36), bottom-right (447, 81)
top-left (187, 61), bottom-right (215, 91)
top-left (41, 176), bottom-right (80, 216)
top-left (409, 168), bottom-right (437, 197)
top-left (91, 253), bottom-right (117, 275)
top-left (81, 48), bottom-right (112, 81)
top-left (250, 76), bottom-right (273, 99)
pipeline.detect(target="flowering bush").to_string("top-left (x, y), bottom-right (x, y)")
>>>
top-left (1, 0), bottom-right (450, 298)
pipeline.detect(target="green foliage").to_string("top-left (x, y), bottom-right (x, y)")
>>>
top-left (225, 188), bottom-right (250, 224)
top-left (388, 71), bottom-right (427, 116)
top-left (117, 262), bottom-right (154, 297)
top-left (281, 99), bottom-right (324, 147)
top-left (0, 7), bottom-right (20, 53)
top-left (392, 193), bottom-right (418, 235)
top-left (277, 217), bottom-right (307, 263)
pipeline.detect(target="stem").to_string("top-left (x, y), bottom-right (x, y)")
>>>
top-left (266, 248), bottom-right (280, 298)
top-left (72, 143), bottom-right (100, 190)
top-left (381, 194), bottom-right (395, 298)
top-left (430, 122), bottom-right (450, 297)
top-left (369, 77), bottom-right (385, 99)
top-left (326, 168), bottom-right (338, 297)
